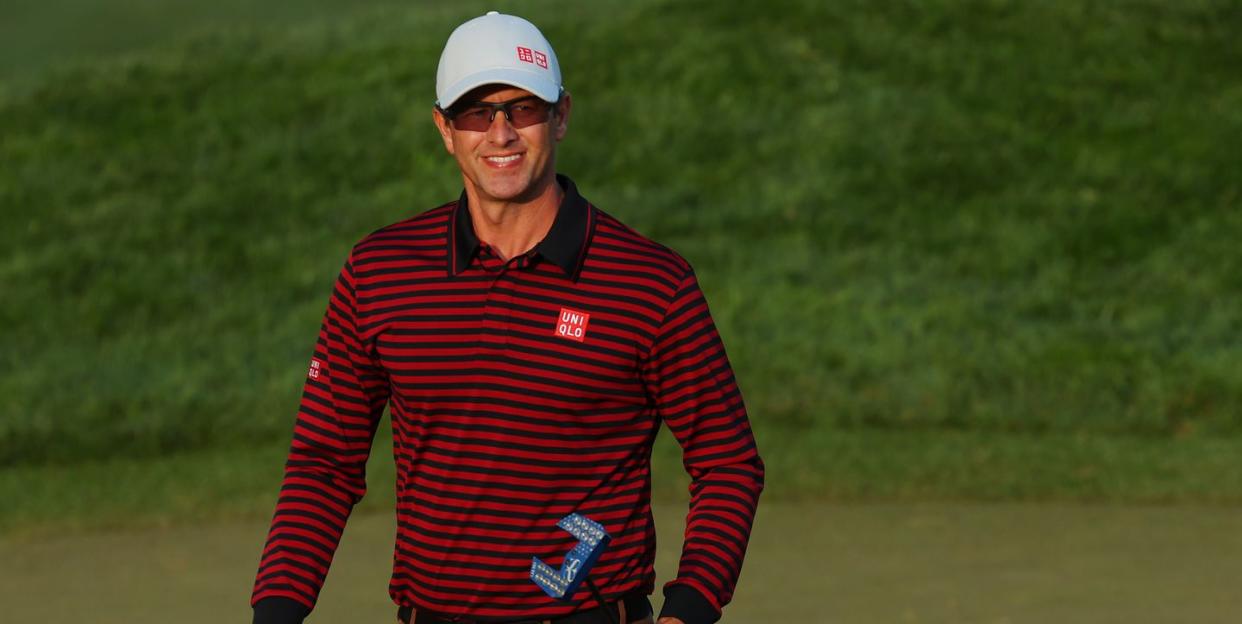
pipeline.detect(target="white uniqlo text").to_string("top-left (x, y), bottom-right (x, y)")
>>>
top-left (555, 307), bottom-right (590, 343)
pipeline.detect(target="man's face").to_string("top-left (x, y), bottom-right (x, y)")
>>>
top-left (434, 85), bottom-right (571, 205)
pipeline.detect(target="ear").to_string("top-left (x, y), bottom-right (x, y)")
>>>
top-left (433, 107), bottom-right (456, 155)
top-left (553, 92), bottom-right (572, 142)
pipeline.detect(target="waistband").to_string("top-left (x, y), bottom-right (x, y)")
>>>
top-left (398, 592), bottom-right (652, 624)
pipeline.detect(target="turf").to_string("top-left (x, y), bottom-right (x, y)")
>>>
top-left (2, 0), bottom-right (1242, 530)
top-left (4, 502), bottom-right (1242, 623)
top-left (5, 420), bottom-right (1242, 538)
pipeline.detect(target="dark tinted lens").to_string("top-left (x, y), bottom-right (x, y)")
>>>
top-left (453, 106), bottom-right (493, 131)
top-left (505, 98), bottom-right (551, 128)
top-left (448, 97), bottom-right (551, 131)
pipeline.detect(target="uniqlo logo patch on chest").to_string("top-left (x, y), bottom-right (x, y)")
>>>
top-left (308, 358), bottom-right (322, 379)
top-left (555, 307), bottom-right (590, 343)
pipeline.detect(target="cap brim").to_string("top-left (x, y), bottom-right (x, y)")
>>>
top-left (437, 67), bottom-right (561, 108)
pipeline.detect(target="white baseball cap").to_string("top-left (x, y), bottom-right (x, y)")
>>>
top-left (436, 11), bottom-right (563, 109)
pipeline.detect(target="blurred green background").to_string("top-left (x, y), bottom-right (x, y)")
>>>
top-left (1, 0), bottom-right (1241, 620)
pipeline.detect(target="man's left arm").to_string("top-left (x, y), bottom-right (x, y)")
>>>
top-left (642, 267), bottom-right (765, 624)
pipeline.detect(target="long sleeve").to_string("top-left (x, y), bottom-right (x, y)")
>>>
top-left (643, 268), bottom-right (765, 624)
top-left (251, 257), bottom-right (390, 624)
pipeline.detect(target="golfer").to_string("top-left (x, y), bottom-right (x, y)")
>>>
top-left (251, 11), bottom-right (763, 624)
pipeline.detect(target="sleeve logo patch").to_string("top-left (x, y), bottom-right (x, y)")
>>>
top-left (555, 307), bottom-right (590, 343)
top-left (308, 358), bottom-right (323, 379)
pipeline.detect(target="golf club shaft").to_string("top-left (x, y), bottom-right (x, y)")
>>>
top-left (585, 577), bottom-right (619, 624)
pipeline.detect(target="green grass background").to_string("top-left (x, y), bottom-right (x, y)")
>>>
top-left (6, 503), bottom-right (1242, 622)
top-left (2, 0), bottom-right (1241, 534)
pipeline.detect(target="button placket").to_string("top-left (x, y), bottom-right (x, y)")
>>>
top-left (484, 252), bottom-right (533, 353)
top-left (493, 264), bottom-right (517, 348)
top-left (476, 246), bottom-right (507, 354)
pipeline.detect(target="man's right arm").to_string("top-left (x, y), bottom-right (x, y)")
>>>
top-left (251, 258), bottom-right (390, 624)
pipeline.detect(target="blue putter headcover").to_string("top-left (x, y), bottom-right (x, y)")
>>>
top-left (530, 513), bottom-right (612, 600)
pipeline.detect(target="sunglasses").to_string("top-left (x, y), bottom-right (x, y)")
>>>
top-left (439, 95), bottom-right (556, 132)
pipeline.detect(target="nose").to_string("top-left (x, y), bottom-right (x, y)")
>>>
top-left (485, 109), bottom-right (518, 144)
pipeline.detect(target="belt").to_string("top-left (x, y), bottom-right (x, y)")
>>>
top-left (398, 592), bottom-right (652, 624)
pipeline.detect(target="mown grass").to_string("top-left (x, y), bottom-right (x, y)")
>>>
top-left (6, 421), bottom-right (1242, 539)
top-left (2, 0), bottom-right (1241, 526)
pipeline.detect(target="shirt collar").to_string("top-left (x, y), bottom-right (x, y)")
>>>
top-left (449, 174), bottom-right (593, 280)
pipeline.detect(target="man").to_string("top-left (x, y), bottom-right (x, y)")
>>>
top-left (251, 11), bottom-right (763, 624)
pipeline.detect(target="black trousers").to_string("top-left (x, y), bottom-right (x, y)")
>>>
top-left (397, 592), bottom-right (653, 624)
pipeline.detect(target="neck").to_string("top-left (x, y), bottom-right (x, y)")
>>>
top-left (464, 176), bottom-right (563, 261)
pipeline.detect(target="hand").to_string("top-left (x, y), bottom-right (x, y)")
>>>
top-left (657, 619), bottom-right (685, 624)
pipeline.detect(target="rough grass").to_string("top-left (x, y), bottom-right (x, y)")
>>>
top-left (0, 0), bottom-right (413, 91)
top-left (2, 0), bottom-right (1242, 521)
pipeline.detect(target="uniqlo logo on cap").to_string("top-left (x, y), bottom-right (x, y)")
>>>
top-left (555, 307), bottom-right (590, 343)
top-left (533, 51), bottom-right (548, 69)
top-left (517, 46), bottom-right (535, 64)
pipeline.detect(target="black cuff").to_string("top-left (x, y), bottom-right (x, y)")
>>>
top-left (253, 597), bottom-right (311, 624)
top-left (659, 585), bottom-right (720, 624)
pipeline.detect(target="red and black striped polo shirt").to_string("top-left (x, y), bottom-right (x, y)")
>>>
top-left (252, 176), bottom-right (764, 624)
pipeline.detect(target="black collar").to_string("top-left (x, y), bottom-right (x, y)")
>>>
top-left (449, 174), bottom-right (593, 280)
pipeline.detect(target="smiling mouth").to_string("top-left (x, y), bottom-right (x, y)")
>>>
top-left (485, 154), bottom-right (522, 165)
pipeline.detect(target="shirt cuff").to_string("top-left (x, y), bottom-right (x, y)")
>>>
top-left (253, 597), bottom-right (311, 624)
top-left (659, 584), bottom-right (720, 624)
